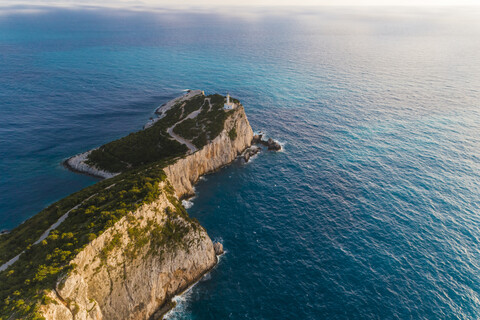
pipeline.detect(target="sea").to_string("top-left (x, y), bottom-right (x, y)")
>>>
top-left (1, 5), bottom-right (480, 319)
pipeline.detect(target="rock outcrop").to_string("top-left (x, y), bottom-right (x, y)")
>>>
top-left (39, 182), bottom-right (217, 320)
top-left (38, 97), bottom-right (254, 320)
top-left (164, 106), bottom-right (253, 198)
top-left (64, 150), bottom-right (119, 179)
top-left (253, 133), bottom-right (282, 151)
top-left (242, 146), bottom-right (260, 163)
top-left (266, 138), bottom-right (281, 151)
top-left (213, 242), bottom-right (224, 255)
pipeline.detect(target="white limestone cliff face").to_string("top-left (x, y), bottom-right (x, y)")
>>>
top-left (38, 105), bottom-right (254, 320)
top-left (165, 106), bottom-right (253, 198)
top-left (39, 183), bottom-right (216, 320)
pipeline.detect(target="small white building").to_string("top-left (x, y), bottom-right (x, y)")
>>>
top-left (224, 93), bottom-right (235, 110)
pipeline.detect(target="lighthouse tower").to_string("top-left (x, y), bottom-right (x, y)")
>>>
top-left (224, 93), bottom-right (235, 110)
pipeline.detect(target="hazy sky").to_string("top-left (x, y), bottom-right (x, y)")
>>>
top-left (135, 0), bottom-right (479, 5)
top-left (2, 0), bottom-right (480, 7)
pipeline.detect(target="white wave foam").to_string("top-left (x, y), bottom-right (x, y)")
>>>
top-left (245, 151), bottom-right (260, 164)
top-left (182, 199), bottom-right (194, 209)
top-left (276, 140), bottom-right (286, 152)
top-left (164, 244), bottom-right (226, 319)
top-left (163, 286), bottom-right (195, 320)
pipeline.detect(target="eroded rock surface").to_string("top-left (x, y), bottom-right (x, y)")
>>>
top-left (39, 96), bottom-right (254, 320)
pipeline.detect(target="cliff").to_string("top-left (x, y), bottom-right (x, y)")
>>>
top-left (165, 106), bottom-right (253, 198)
top-left (0, 91), bottom-right (253, 319)
top-left (39, 106), bottom-right (252, 320)
top-left (39, 182), bottom-right (216, 320)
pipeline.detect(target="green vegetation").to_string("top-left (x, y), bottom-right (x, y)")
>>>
top-left (0, 92), bottom-right (238, 319)
top-left (86, 111), bottom-right (188, 173)
top-left (86, 93), bottom-right (237, 172)
top-left (173, 94), bottom-right (236, 149)
top-left (228, 126), bottom-right (237, 141)
top-left (0, 183), bottom-right (107, 266)
top-left (0, 162), bottom-right (201, 319)
top-left (85, 95), bottom-right (206, 173)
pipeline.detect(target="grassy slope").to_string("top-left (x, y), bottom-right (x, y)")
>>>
top-left (86, 94), bottom-right (206, 173)
top-left (173, 94), bottom-right (236, 149)
top-left (0, 163), bottom-right (203, 319)
top-left (0, 93), bottom-right (237, 319)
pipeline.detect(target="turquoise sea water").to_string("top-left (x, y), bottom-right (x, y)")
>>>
top-left (1, 6), bottom-right (480, 319)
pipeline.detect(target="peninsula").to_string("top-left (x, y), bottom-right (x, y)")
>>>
top-left (0, 90), bottom-right (262, 319)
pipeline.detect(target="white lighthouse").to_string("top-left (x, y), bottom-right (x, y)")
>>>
top-left (224, 93), bottom-right (235, 110)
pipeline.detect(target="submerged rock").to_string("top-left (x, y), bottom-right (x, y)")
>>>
top-left (252, 134), bottom-right (262, 144)
top-left (253, 134), bottom-right (282, 151)
top-left (266, 138), bottom-right (282, 151)
top-left (243, 146), bottom-right (260, 162)
top-left (213, 242), bottom-right (224, 255)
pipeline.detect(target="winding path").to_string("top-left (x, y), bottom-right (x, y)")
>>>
top-left (167, 125), bottom-right (198, 153)
top-left (167, 98), bottom-right (210, 154)
top-left (0, 193), bottom-right (97, 272)
top-left (206, 97), bottom-right (212, 112)
top-left (1, 95), bottom-right (212, 272)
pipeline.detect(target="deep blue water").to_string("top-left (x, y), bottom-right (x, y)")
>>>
top-left (1, 6), bottom-right (480, 319)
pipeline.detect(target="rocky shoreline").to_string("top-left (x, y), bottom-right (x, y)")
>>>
top-left (1, 91), bottom-right (262, 320)
top-left (153, 244), bottom-right (225, 320)
top-left (253, 133), bottom-right (282, 151)
top-left (63, 150), bottom-right (119, 179)
top-left (149, 251), bottom-right (223, 320)
top-left (33, 91), bottom-right (283, 319)
top-left (240, 133), bottom-right (282, 163)
top-left (48, 92), bottom-right (252, 319)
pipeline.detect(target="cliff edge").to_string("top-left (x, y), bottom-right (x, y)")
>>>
top-left (165, 104), bottom-right (253, 197)
top-left (39, 182), bottom-right (217, 320)
top-left (0, 91), bottom-right (253, 319)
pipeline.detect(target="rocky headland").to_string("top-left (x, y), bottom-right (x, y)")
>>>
top-left (0, 91), bottom-right (251, 319)
top-left (0, 90), bottom-right (282, 320)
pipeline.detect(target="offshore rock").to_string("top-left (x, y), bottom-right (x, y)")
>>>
top-left (164, 105), bottom-right (253, 198)
top-left (252, 134), bottom-right (262, 144)
top-left (38, 96), bottom-right (254, 320)
top-left (266, 138), bottom-right (282, 151)
top-left (253, 133), bottom-right (282, 151)
top-left (243, 146), bottom-right (260, 162)
top-left (213, 242), bottom-right (224, 255)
